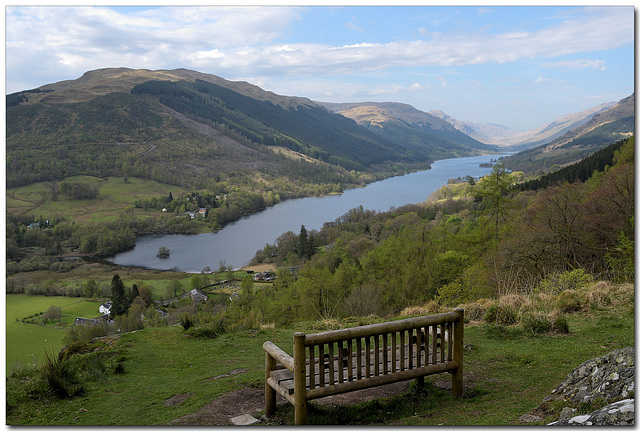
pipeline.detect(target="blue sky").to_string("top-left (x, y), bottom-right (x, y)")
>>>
top-left (5, 5), bottom-right (634, 130)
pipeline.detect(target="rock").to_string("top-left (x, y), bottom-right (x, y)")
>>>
top-left (230, 414), bottom-right (260, 426)
top-left (548, 399), bottom-right (634, 426)
top-left (543, 346), bottom-right (634, 405)
top-left (559, 407), bottom-right (577, 421)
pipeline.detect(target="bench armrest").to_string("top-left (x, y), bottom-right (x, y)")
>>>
top-left (264, 341), bottom-right (295, 372)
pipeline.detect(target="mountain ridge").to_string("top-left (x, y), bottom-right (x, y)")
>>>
top-left (429, 101), bottom-right (618, 149)
top-left (7, 67), bottom-right (491, 191)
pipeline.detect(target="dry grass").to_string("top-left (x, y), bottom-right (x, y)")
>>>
top-left (400, 301), bottom-right (442, 317)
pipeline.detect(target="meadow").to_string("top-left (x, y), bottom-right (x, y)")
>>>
top-left (6, 175), bottom-right (190, 223)
top-left (6, 282), bottom-right (634, 426)
top-left (6, 295), bottom-right (102, 373)
top-left (5, 268), bottom-right (265, 375)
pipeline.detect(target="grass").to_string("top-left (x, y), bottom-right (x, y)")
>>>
top-left (5, 279), bottom-right (634, 425)
top-left (7, 326), bottom-right (293, 426)
top-left (6, 295), bottom-right (102, 374)
top-left (6, 294), bottom-right (633, 426)
top-left (6, 175), bottom-right (190, 223)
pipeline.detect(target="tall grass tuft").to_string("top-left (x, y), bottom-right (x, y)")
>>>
top-left (41, 350), bottom-right (84, 399)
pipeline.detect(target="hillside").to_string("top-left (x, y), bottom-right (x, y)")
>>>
top-left (504, 94), bottom-right (634, 174)
top-left (429, 101), bottom-right (617, 149)
top-left (7, 67), bottom-right (490, 192)
top-left (319, 101), bottom-right (497, 160)
top-left (5, 132), bottom-right (634, 425)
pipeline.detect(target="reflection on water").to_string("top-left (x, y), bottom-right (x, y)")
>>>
top-left (107, 154), bottom-right (500, 272)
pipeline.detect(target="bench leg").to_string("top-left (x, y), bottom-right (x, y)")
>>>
top-left (293, 332), bottom-right (308, 425)
top-left (294, 400), bottom-right (307, 425)
top-left (452, 308), bottom-right (464, 397)
top-left (265, 353), bottom-right (276, 417)
top-left (452, 367), bottom-right (463, 397)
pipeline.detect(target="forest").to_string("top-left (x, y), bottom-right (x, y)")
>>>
top-left (131, 79), bottom-right (420, 170)
top-left (240, 137), bottom-right (634, 326)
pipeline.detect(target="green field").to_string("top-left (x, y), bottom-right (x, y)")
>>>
top-left (6, 175), bottom-right (190, 223)
top-left (6, 294), bottom-right (102, 374)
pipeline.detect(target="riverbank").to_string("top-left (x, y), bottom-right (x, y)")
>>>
top-left (105, 154), bottom-right (499, 272)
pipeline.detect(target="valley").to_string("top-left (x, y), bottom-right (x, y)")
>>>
top-left (5, 67), bottom-right (634, 426)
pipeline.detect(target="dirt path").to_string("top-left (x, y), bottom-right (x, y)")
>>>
top-left (167, 381), bottom-right (412, 426)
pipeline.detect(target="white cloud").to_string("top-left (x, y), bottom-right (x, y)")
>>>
top-left (5, 5), bottom-right (633, 96)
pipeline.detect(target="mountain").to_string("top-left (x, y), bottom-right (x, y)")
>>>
top-left (7, 68), bottom-right (476, 189)
top-left (319, 101), bottom-right (498, 159)
top-left (504, 93), bottom-right (634, 174)
top-left (429, 101), bottom-right (617, 150)
top-left (427, 110), bottom-right (524, 144)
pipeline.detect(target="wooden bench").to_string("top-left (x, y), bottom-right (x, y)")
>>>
top-left (263, 308), bottom-right (464, 425)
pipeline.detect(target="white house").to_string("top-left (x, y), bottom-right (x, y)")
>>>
top-left (99, 301), bottom-right (112, 315)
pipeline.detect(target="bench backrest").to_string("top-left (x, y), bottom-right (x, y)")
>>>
top-left (293, 309), bottom-right (464, 399)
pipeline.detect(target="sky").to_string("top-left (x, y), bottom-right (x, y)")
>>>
top-left (4, 4), bottom-right (635, 131)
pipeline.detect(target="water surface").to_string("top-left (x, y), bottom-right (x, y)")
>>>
top-left (107, 154), bottom-right (499, 271)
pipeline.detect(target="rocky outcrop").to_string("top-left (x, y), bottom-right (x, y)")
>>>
top-left (544, 346), bottom-right (634, 405)
top-left (544, 346), bottom-right (634, 426)
top-left (548, 399), bottom-right (634, 426)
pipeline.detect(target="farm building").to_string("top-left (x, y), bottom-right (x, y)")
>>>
top-left (190, 288), bottom-right (208, 302)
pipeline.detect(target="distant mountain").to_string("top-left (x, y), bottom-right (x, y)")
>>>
top-left (504, 93), bottom-right (634, 174)
top-left (319, 101), bottom-right (498, 160)
top-left (429, 101), bottom-right (617, 150)
top-left (427, 110), bottom-right (524, 144)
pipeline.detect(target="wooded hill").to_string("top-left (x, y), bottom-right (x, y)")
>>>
top-left (504, 93), bottom-right (634, 175)
top-left (319, 101), bottom-right (496, 160)
top-left (245, 137), bottom-right (634, 325)
top-left (6, 67), bottom-right (491, 190)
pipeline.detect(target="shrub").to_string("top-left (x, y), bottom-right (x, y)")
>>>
top-left (539, 269), bottom-right (594, 294)
top-left (483, 303), bottom-right (517, 325)
top-left (499, 294), bottom-right (528, 310)
top-left (605, 230), bottom-right (634, 283)
top-left (435, 280), bottom-right (466, 307)
top-left (551, 313), bottom-right (570, 334)
top-left (179, 313), bottom-right (195, 330)
top-left (461, 302), bottom-right (486, 321)
top-left (311, 319), bottom-right (341, 331)
top-left (184, 317), bottom-right (226, 339)
top-left (554, 289), bottom-right (582, 313)
top-left (58, 341), bottom-right (92, 361)
top-left (400, 301), bottom-right (441, 316)
top-left (520, 311), bottom-right (552, 334)
top-left (520, 310), bottom-right (569, 335)
top-left (342, 284), bottom-right (383, 317)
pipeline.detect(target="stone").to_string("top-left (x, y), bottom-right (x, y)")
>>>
top-left (543, 346), bottom-right (634, 405)
top-left (548, 399), bottom-right (634, 426)
top-left (559, 407), bottom-right (577, 421)
top-left (229, 414), bottom-right (260, 426)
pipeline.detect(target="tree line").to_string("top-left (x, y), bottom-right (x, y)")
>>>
top-left (243, 138), bottom-right (634, 326)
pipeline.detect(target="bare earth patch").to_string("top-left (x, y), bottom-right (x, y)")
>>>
top-left (165, 393), bottom-right (195, 407)
top-left (167, 381), bottom-right (412, 426)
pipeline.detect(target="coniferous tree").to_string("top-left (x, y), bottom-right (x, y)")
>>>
top-left (110, 274), bottom-right (127, 317)
top-left (297, 225), bottom-right (314, 259)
